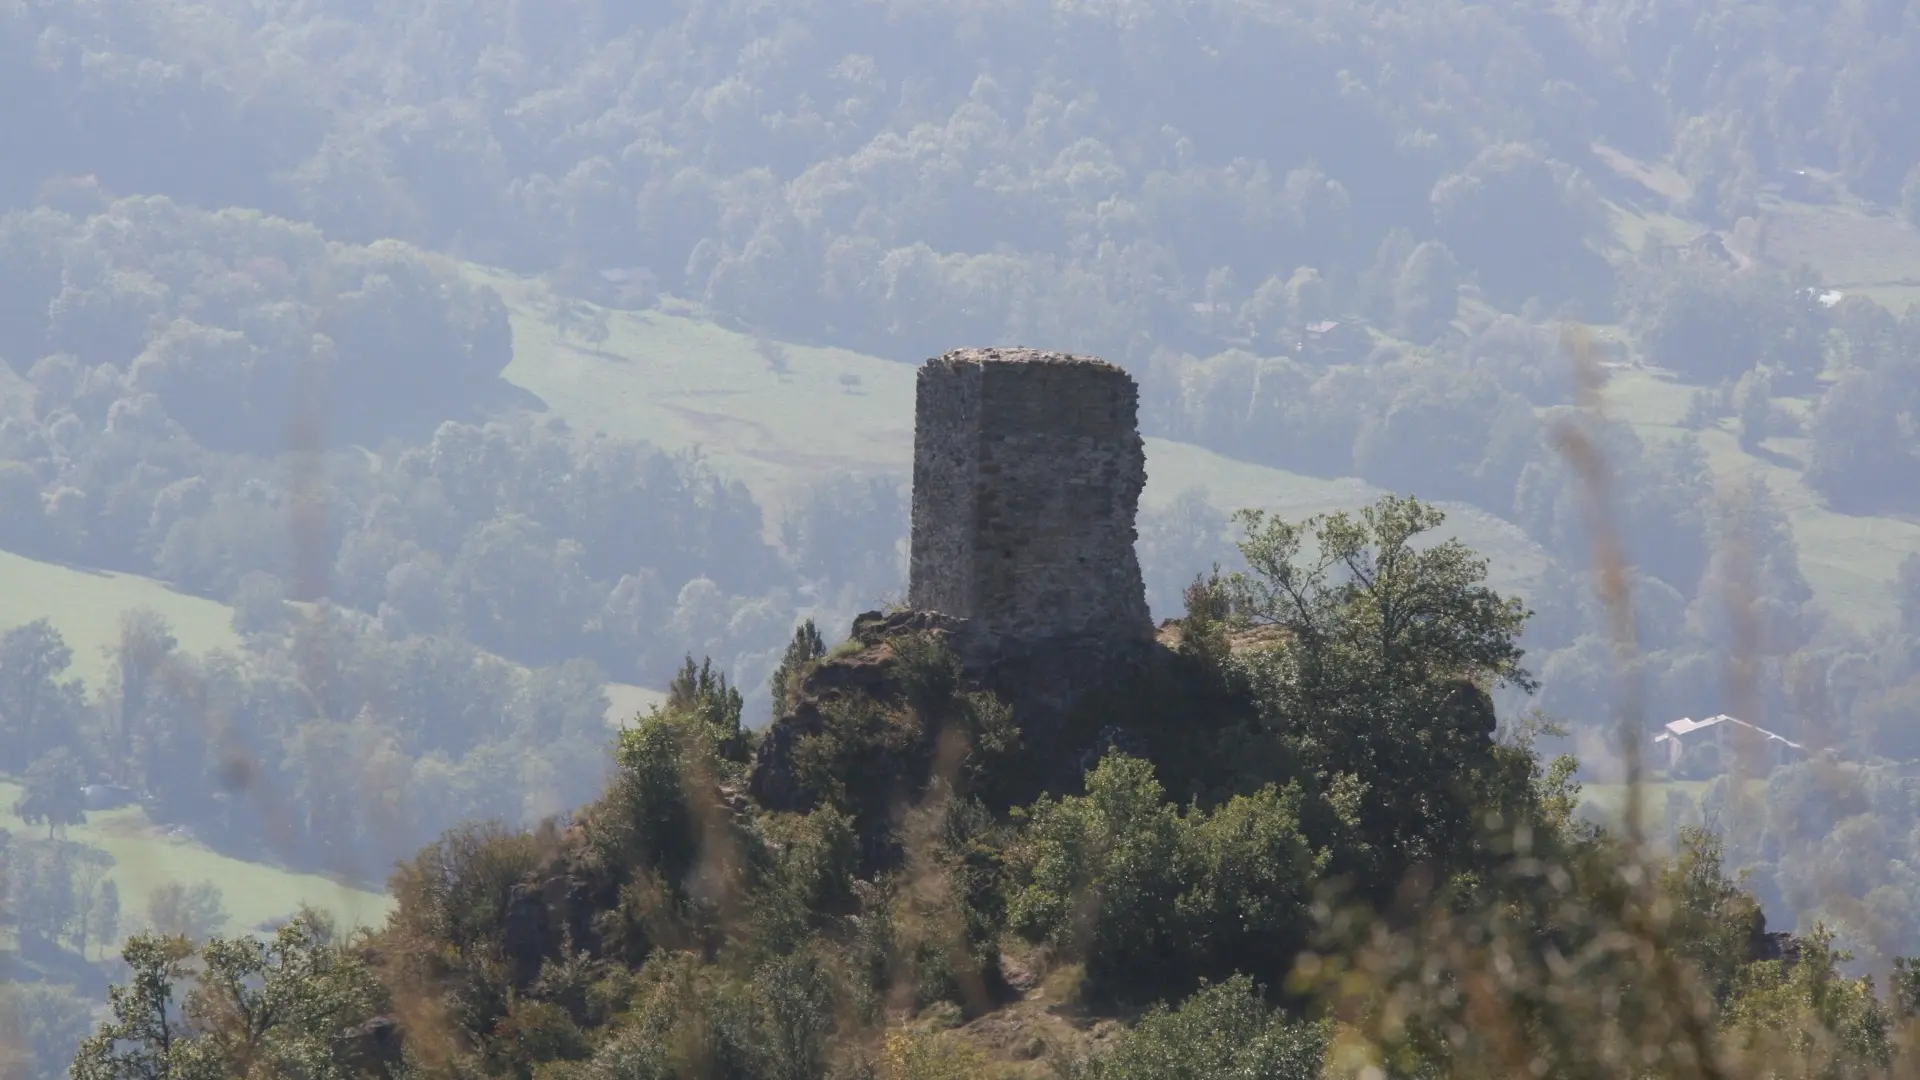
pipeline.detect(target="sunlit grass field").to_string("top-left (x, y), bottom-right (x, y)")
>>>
top-left (0, 779), bottom-right (392, 951)
top-left (483, 269), bottom-right (916, 528)
top-left (1759, 198), bottom-right (1920, 313)
top-left (1599, 367), bottom-right (1920, 632)
top-left (1580, 142), bottom-right (1920, 632)
top-left (605, 682), bottom-right (669, 727)
top-left (0, 548), bottom-right (659, 929)
top-left (0, 548), bottom-right (243, 688)
top-left (484, 269), bottom-right (1553, 595)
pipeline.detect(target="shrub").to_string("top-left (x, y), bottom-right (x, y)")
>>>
top-left (881, 1028), bottom-right (991, 1080)
top-left (785, 632), bottom-right (1017, 872)
top-left (1005, 754), bottom-right (1318, 1002)
top-left (537, 950), bottom-right (842, 1080)
top-left (389, 822), bottom-right (547, 957)
top-left (1066, 975), bottom-right (1327, 1080)
top-left (598, 698), bottom-right (762, 877)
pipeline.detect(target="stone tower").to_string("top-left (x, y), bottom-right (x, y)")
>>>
top-left (908, 347), bottom-right (1154, 645)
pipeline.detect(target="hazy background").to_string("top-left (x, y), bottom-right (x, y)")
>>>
top-left (4, 1), bottom-right (1920, 1074)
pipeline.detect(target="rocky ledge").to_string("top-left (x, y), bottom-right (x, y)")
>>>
top-left (747, 608), bottom-right (1169, 814)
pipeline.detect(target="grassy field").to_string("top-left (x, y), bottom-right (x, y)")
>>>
top-left (1140, 437), bottom-right (1552, 595)
top-left (0, 545), bottom-right (663, 928)
top-left (0, 780), bottom-right (392, 947)
top-left (483, 270), bottom-right (1555, 596)
top-left (1578, 779), bottom-right (1716, 847)
top-left (1598, 367), bottom-right (1920, 631)
top-left (1582, 143), bottom-right (1920, 631)
top-left (481, 269), bottom-right (916, 527)
top-left (0, 549), bottom-right (243, 688)
top-left (605, 681), bottom-right (669, 727)
top-left (1591, 143), bottom-right (1693, 205)
top-left (1757, 198), bottom-right (1920, 312)
top-left (1593, 140), bottom-right (1920, 315)
top-left (0, 539), bottom-right (669, 717)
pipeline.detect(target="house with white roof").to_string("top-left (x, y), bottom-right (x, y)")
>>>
top-left (1654, 714), bottom-right (1805, 774)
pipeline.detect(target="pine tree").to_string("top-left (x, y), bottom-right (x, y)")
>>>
top-left (769, 620), bottom-right (827, 720)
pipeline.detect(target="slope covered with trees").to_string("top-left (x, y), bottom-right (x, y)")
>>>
top-left (56, 498), bottom-right (1920, 1080)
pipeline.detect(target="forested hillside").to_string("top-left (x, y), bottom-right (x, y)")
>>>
top-left (4, 0), bottom-right (1920, 1077)
top-left (43, 501), bottom-right (1920, 1080)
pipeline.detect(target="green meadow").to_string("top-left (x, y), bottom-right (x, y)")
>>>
top-left (0, 548), bottom-right (243, 688)
top-left (0, 780), bottom-right (392, 950)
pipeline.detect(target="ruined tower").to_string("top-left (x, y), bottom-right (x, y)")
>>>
top-left (747, 346), bottom-right (1161, 812)
top-left (908, 347), bottom-right (1154, 645)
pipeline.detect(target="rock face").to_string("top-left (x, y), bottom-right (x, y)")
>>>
top-left (909, 347), bottom-right (1154, 646)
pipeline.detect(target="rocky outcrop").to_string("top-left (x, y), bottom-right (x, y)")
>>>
top-left (746, 610), bottom-right (968, 812)
top-left (747, 608), bottom-right (1167, 814)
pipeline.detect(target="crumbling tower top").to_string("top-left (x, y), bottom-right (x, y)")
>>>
top-left (908, 347), bottom-right (1153, 644)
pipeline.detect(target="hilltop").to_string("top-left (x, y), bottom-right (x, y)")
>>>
top-left (65, 491), bottom-right (1885, 1080)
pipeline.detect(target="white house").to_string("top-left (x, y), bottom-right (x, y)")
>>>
top-left (1654, 714), bottom-right (1805, 772)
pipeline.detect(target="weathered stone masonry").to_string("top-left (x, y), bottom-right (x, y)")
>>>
top-left (907, 347), bottom-right (1154, 645)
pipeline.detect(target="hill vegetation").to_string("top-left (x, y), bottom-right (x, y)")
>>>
top-left (52, 498), bottom-right (1920, 1080)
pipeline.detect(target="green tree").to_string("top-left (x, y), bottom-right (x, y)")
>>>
top-left (1631, 256), bottom-right (1829, 387)
top-left (1225, 495), bottom-right (1534, 894)
top-left (178, 917), bottom-right (387, 1080)
top-left (1735, 366), bottom-right (1776, 451)
top-left (1392, 240), bottom-right (1461, 345)
top-left (1227, 495), bottom-right (1533, 693)
top-left (105, 608), bottom-right (179, 782)
top-left (1431, 143), bottom-right (1611, 309)
top-left (590, 705), bottom-right (761, 952)
top-left (0, 618), bottom-right (88, 764)
top-left (1137, 488), bottom-right (1231, 620)
top-left (576, 305), bottom-right (611, 351)
top-left (1005, 754), bottom-right (1319, 1001)
top-left (228, 571), bottom-right (291, 637)
top-left (665, 654), bottom-right (748, 763)
top-left (1719, 926), bottom-right (1894, 1078)
top-left (1673, 108), bottom-right (1761, 225)
top-left (66, 844), bottom-right (114, 957)
top-left (1663, 827), bottom-right (1768, 1005)
top-left (13, 747), bottom-right (87, 837)
top-left (511, 657), bottom-right (613, 744)
top-left (72, 916), bottom-right (386, 1080)
top-left (0, 982), bottom-right (99, 1080)
top-left (144, 881), bottom-right (229, 943)
top-left (1806, 365), bottom-right (1920, 512)
top-left (10, 839), bottom-right (89, 946)
top-left (0, 459), bottom-right (45, 552)
top-left (92, 878), bottom-right (123, 960)
top-left (780, 474), bottom-right (908, 599)
top-left (769, 620), bottom-right (826, 720)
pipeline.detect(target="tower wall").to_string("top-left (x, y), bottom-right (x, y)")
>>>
top-left (907, 347), bottom-right (1152, 643)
